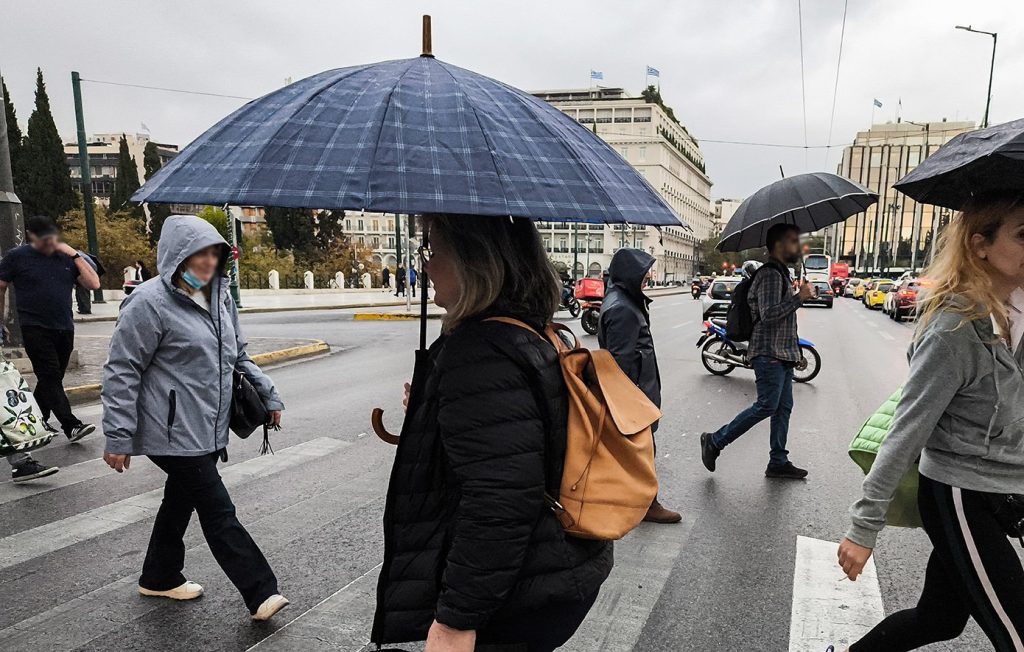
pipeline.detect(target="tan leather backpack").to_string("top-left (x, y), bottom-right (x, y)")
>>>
top-left (488, 318), bottom-right (660, 540)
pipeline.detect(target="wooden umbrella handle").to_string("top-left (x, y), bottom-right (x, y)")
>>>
top-left (371, 407), bottom-right (400, 445)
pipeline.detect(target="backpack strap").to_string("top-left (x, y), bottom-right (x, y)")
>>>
top-left (484, 316), bottom-right (576, 353)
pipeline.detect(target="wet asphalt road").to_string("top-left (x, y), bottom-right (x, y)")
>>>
top-left (0, 295), bottom-right (1005, 651)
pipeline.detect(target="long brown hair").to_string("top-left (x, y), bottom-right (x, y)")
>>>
top-left (917, 192), bottom-right (1024, 341)
top-left (425, 214), bottom-right (560, 332)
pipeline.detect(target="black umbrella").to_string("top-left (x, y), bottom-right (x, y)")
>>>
top-left (894, 118), bottom-right (1024, 210)
top-left (717, 172), bottom-right (878, 252)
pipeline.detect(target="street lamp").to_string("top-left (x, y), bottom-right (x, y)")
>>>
top-left (955, 25), bottom-right (997, 128)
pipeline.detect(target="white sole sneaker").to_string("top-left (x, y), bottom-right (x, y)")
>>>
top-left (138, 581), bottom-right (204, 600)
top-left (251, 594), bottom-right (289, 621)
top-left (67, 423), bottom-right (96, 443)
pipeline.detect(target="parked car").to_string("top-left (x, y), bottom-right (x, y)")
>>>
top-left (844, 277), bottom-right (863, 298)
top-left (865, 280), bottom-right (895, 309)
top-left (891, 278), bottom-right (925, 321)
top-left (804, 281), bottom-right (834, 308)
top-left (701, 276), bottom-right (742, 319)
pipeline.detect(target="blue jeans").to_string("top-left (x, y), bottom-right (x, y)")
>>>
top-left (711, 356), bottom-right (793, 466)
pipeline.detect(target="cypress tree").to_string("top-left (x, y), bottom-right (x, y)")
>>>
top-left (20, 68), bottom-right (77, 218)
top-left (142, 140), bottom-right (171, 241)
top-left (110, 134), bottom-right (142, 218)
top-left (1, 75), bottom-right (23, 195)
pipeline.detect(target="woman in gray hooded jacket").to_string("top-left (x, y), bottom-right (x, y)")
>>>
top-left (836, 192), bottom-right (1024, 651)
top-left (101, 215), bottom-right (288, 622)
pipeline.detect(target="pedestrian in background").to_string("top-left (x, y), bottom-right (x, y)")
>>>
top-left (373, 214), bottom-right (611, 652)
top-left (599, 248), bottom-right (681, 524)
top-left (74, 251), bottom-right (102, 315)
top-left (395, 264), bottom-right (406, 297)
top-left (701, 223), bottom-right (814, 480)
top-left (135, 259), bottom-right (152, 281)
top-left (836, 191), bottom-right (1024, 651)
top-left (0, 216), bottom-right (100, 457)
top-left (382, 266), bottom-right (391, 291)
top-left (101, 215), bottom-right (289, 622)
top-left (409, 266), bottom-right (417, 298)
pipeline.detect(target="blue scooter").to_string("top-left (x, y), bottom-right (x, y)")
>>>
top-left (696, 319), bottom-right (821, 383)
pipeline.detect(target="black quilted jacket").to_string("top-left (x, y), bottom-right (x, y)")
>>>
top-left (371, 317), bottom-right (613, 645)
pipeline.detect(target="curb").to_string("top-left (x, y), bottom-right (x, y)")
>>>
top-left (64, 340), bottom-right (330, 405)
top-left (74, 300), bottom-right (434, 323)
top-left (351, 312), bottom-right (443, 321)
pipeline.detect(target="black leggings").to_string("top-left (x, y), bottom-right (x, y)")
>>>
top-left (851, 474), bottom-right (1024, 651)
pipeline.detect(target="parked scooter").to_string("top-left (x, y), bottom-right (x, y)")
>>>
top-left (695, 318), bottom-right (821, 383)
top-left (575, 277), bottom-right (605, 335)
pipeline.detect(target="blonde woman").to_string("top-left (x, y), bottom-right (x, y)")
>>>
top-left (372, 215), bottom-right (611, 652)
top-left (836, 192), bottom-right (1024, 651)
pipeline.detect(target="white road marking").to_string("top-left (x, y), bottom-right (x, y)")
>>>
top-left (878, 331), bottom-right (895, 341)
top-left (672, 320), bottom-right (694, 329)
top-left (564, 516), bottom-right (694, 651)
top-left (0, 437), bottom-right (347, 571)
top-left (0, 457), bottom-right (111, 504)
top-left (788, 535), bottom-right (884, 652)
top-left (247, 562), bottom-right (383, 651)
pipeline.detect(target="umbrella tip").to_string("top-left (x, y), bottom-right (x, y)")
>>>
top-left (421, 15), bottom-right (434, 58)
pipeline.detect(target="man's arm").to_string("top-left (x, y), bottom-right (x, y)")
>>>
top-left (57, 243), bottom-right (100, 290)
top-left (754, 270), bottom-right (805, 325)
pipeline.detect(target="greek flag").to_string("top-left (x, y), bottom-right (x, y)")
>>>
top-left (646, 66), bottom-right (660, 77)
top-left (873, 98), bottom-right (883, 108)
top-left (590, 70), bottom-right (604, 81)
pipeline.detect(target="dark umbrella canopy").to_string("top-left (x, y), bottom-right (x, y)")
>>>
top-left (133, 56), bottom-right (685, 228)
top-left (894, 118), bottom-right (1024, 210)
top-left (716, 172), bottom-right (877, 252)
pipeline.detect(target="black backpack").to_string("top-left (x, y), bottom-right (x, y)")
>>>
top-left (725, 264), bottom-right (785, 341)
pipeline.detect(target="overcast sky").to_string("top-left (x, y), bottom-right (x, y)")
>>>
top-left (3, 0), bottom-right (1022, 199)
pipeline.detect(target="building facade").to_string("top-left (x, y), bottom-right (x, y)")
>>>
top-left (829, 120), bottom-right (975, 274)
top-left (712, 198), bottom-right (743, 237)
top-left (531, 88), bottom-right (714, 282)
top-left (65, 133), bottom-right (178, 204)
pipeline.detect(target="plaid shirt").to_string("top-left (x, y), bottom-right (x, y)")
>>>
top-left (747, 263), bottom-right (803, 363)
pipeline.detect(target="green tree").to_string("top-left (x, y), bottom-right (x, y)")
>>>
top-left (62, 206), bottom-right (154, 289)
top-left (196, 206), bottom-right (230, 240)
top-left (142, 141), bottom-right (172, 242)
top-left (109, 134), bottom-right (142, 217)
top-left (264, 206), bottom-right (315, 252)
top-left (1, 75), bottom-right (23, 196)
top-left (19, 69), bottom-right (77, 219)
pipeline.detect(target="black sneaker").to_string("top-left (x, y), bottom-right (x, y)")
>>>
top-left (66, 423), bottom-right (96, 442)
top-left (12, 460), bottom-right (59, 483)
top-left (700, 432), bottom-right (720, 472)
top-left (42, 420), bottom-right (60, 435)
top-left (765, 462), bottom-right (808, 479)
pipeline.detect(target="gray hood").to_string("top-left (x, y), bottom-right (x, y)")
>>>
top-left (157, 215), bottom-right (230, 285)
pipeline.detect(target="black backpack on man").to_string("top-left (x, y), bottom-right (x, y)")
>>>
top-left (724, 261), bottom-right (788, 342)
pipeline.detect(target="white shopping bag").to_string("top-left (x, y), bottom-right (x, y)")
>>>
top-left (0, 356), bottom-right (53, 455)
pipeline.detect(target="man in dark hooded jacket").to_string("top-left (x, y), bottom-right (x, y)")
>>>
top-left (598, 248), bottom-right (681, 524)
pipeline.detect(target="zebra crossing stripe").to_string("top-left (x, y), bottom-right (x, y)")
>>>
top-left (0, 437), bottom-right (347, 571)
top-left (788, 535), bottom-right (884, 652)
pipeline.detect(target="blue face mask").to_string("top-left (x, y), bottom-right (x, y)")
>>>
top-left (181, 269), bottom-right (208, 290)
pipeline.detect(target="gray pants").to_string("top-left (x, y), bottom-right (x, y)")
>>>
top-left (5, 452), bottom-right (31, 468)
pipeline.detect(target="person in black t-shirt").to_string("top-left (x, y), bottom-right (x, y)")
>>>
top-left (0, 216), bottom-right (101, 482)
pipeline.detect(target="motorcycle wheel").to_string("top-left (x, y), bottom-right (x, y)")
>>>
top-left (568, 297), bottom-right (581, 318)
top-left (793, 344), bottom-right (822, 383)
top-left (701, 338), bottom-right (738, 376)
top-left (581, 308), bottom-right (600, 335)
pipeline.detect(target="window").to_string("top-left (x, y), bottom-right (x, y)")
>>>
top-left (638, 147), bottom-right (646, 162)
top-left (387, 219), bottom-right (394, 230)
top-left (387, 236), bottom-right (395, 247)
top-left (372, 236), bottom-right (380, 248)
top-left (345, 219), bottom-right (352, 230)
top-left (357, 219), bottom-right (364, 230)
top-left (620, 147), bottom-right (629, 159)
top-left (371, 219), bottom-right (379, 231)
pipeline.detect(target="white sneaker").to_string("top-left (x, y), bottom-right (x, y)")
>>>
top-left (251, 594), bottom-right (289, 621)
top-left (138, 581), bottom-right (204, 600)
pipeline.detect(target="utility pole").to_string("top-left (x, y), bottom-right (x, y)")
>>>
top-left (393, 213), bottom-right (402, 294)
top-left (71, 72), bottom-right (104, 303)
top-left (571, 222), bottom-right (579, 280)
top-left (956, 25), bottom-right (997, 128)
top-left (225, 205), bottom-right (242, 305)
top-left (0, 67), bottom-right (24, 346)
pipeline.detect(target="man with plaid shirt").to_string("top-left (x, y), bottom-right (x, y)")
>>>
top-left (700, 223), bottom-right (815, 480)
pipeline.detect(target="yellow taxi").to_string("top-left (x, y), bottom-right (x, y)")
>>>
top-left (851, 279), bottom-right (873, 300)
top-left (865, 279), bottom-right (895, 309)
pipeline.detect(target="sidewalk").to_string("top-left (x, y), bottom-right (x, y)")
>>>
top-left (32, 335), bottom-right (329, 404)
top-left (75, 288), bottom-right (429, 323)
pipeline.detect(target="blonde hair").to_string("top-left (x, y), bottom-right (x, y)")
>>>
top-left (916, 193), bottom-right (1024, 342)
top-left (426, 214), bottom-right (560, 333)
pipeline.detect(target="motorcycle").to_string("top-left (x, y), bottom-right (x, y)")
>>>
top-left (580, 300), bottom-right (601, 335)
top-left (695, 318), bottom-right (821, 383)
top-left (575, 277), bottom-right (605, 335)
top-left (559, 283), bottom-right (581, 317)
top-left (691, 282), bottom-right (701, 300)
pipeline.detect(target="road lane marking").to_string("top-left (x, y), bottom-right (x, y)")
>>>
top-left (0, 437), bottom-right (347, 571)
top-left (879, 331), bottom-right (895, 341)
top-left (564, 515), bottom-right (695, 651)
top-left (0, 457), bottom-right (112, 504)
top-left (788, 535), bottom-right (884, 652)
top-left (672, 320), bottom-right (694, 329)
top-left (247, 562), bottom-right (383, 651)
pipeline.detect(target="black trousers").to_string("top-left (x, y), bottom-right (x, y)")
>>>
top-left (20, 325), bottom-right (79, 433)
top-left (852, 474), bottom-right (1024, 651)
top-left (141, 452), bottom-right (278, 614)
top-left (74, 286), bottom-right (91, 314)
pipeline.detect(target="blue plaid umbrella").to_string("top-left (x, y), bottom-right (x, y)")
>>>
top-left (133, 56), bottom-right (685, 228)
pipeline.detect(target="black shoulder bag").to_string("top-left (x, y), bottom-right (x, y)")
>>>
top-left (230, 370), bottom-right (277, 454)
